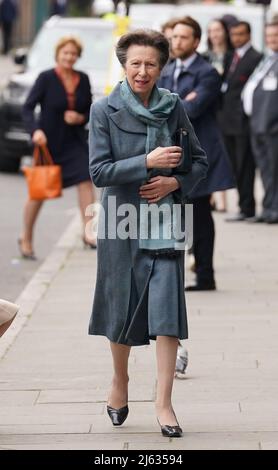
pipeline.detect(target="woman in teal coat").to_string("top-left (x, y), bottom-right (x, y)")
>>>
top-left (88, 30), bottom-right (208, 437)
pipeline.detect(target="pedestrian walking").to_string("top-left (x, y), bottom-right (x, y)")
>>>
top-left (88, 29), bottom-right (208, 436)
top-left (218, 21), bottom-right (262, 222)
top-left (0, 0), bottom-right (17, 55)
top-left (21, 36), bottom-right (96, 259)
top-left (0, 299), bottom-right (19, 337)
top-left (242, 21), bottom-right (278, 224)
top-left (159, 17), bottom-right (235, 291)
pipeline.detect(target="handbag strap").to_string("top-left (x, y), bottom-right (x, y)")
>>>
top-left (33, 145), bottom-right (54, 166)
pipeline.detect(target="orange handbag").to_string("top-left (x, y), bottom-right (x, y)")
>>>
top-left (23, 145), bottom-right (62, 200)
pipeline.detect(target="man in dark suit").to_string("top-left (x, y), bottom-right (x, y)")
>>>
top-left (242, 21), bottom-right (278, 224)
top-left (219, 21), bottom-right (262, 221)
top-left (158, 16), bottom-right (235, 291)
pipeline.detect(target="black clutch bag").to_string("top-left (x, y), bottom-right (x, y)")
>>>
top-left (174, 128), bottom-right (192, 174)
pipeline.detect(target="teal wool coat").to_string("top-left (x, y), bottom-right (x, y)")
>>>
top-left (88, 84), bottom-right (208, 346)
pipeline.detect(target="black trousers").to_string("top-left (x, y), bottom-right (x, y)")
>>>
top-left (191, 195), bottom-right (215, 284)
top-left (224, 134), bottom-right (256, 217)
top-left (251, 133), bottom-right (278, 220)
top-left (1, 21), bottom-right (13, 54)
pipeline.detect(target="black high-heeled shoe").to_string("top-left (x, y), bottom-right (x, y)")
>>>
top-left (107, 404), bottom-right (129, 426)
top-left (18, 239), bottom-right (37, 260)
top-left (157, 412), bottom-right (183, 438)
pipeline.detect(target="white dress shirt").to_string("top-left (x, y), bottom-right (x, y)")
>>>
top-left (242, 52), bottom-right (278, 116)
top-left (236, 41), bottom-right (252, 59)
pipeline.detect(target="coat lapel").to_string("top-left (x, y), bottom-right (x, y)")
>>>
top-left (110, 108), bottom-right (147, 134)
top-left (108, 83), bottom-right (147, 135)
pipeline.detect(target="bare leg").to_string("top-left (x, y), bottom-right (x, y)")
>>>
top-left (213, 191), bottom-right (227, 212)
top-left (21, 199), bottom-right (44, 254)
top-left (210, 193), bottom-right (216, 210)
top-left (108, 341), bottom-right (131, 409)
top-left (156, 336), bottom-right (179, 426)
top-left (77, 180), bottom-right (97, 243)
top-left (219, 191), bottom-right (227, 212)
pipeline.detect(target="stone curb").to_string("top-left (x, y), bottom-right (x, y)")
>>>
top-left (0, 213), bottom-right (81, 360)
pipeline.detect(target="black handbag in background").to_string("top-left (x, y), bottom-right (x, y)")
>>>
top-left (174, 128), bottom-right (192, 174)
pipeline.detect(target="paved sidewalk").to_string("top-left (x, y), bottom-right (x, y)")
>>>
top-left (0, 194), bottom-right (278, 450)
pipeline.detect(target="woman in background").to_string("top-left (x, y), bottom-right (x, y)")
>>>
top-left (204, 18), bottom-right (233, 78)
top-left (21, 36), bottom-right (96, 259)
top-left (203, 18), bottom-right (234, 212)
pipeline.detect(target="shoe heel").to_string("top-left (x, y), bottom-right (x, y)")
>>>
top-left (157, 414), bottom-right (183, 438)
top-left (18, 239), bottom-right (37, 260)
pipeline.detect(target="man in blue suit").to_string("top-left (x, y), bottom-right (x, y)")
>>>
top-left (158, 16), bottom-right (234, 291)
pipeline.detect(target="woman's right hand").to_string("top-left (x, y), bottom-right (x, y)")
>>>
top-left (32, 129), bottom-right (47, 146)
top-left (146, 146), bottom-right (182, 169)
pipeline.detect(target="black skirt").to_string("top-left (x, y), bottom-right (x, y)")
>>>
top-left (54, 141), bottom-right (90, 188)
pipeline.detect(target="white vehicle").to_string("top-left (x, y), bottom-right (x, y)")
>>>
top-left (0, 17), bottom-right (115, 171)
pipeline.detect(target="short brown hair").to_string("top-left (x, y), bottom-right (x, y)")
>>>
top-left (161, 18), bottom-right (178, 34)
top-left (172, 16), bottom-right (202, 40)
top-left (116, 29), bottom-right (169, 70)
top-left (55, 36), bottom-right (83, 60)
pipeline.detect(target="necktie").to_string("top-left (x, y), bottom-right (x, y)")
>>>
top-left (228, 51), bottom-right (240, 75)
top-left (173, 63), bottom-right (185, 92)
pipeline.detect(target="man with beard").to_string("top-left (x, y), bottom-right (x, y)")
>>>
top-left (158, 16), bottom-right (234, 291)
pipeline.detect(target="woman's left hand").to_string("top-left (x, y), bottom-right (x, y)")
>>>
top-left (139, 176), bottom-right (180, 204)
top-left (64, 110), bottom-right (85, 125)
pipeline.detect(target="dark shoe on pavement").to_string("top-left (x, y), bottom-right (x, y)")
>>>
top-left (157, 418), bottom-right (183, 438)
top-left (107, 404), bottom-right (129, 426)
top-left (225, 213), bottom-right (249, 222)
top-left (266, 217), bottom-right (278, 224)
top-left (157, 409), bottom-right (183, 438)
top-left (246, 215), bottom-right (265, 223)
top-left (18, 239), bottom-right (37, 260)
top-left (185, 281), bottom-right (216, 291)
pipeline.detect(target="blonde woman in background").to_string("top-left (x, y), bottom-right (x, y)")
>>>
top-left (20, 36), bottom-right (96, 259)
